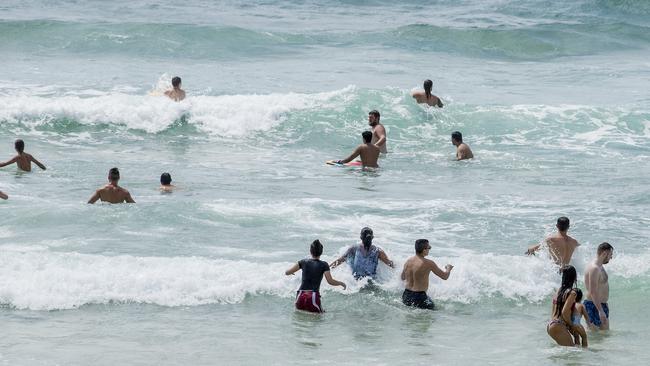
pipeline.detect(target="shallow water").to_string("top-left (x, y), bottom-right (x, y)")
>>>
top-left (1, 0), bottom-right (650, 365)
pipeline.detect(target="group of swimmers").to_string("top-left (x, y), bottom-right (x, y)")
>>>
top-left (1, 78), bottom-right (608, 350)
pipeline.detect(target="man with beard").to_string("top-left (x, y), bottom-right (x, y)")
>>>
top-left (368, 110), bottom-right (387, 154)
top-left (584, 242), bottom-right (614, 330)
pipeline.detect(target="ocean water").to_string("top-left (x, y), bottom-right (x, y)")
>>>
top-left (1, 0), bottom-right (650, 364)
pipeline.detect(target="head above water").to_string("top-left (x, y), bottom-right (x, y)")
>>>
top-left (172, 76), bottom-right (181, 88)
top-left (554, 265), bottom-right (577, 318)
top-left (108, 167), bottom-right (120, 182)
top-left (14, 139), bottom-right (25, 153)
top-left (556, 217), bottom-right (570, 232)
top-left (310, 239), bottom-right (323, 257)
top-left (597, 242), bottom-right (614, 264)
top-left (160, 172), bottom-right (172, 185)
top-left (451, 131), bottom-right (463, 145)
top-left (415, 239), bottom-right (430, 255)
top-left (360, 227), bottom-right (373, 249)
top-left (362, 130), bottom-right (372, 143)
top-left (423, 79), bottom-right (433, 99)
top-left (368, 110), bottom-right (380, 126)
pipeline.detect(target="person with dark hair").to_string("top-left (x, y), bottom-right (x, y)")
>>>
top-left (330, 227), bottom-right (395, 280)
top-left (164, 76), bottom-right (186, 101)
top-left (526, 217), bottom-right (580, 268)
top-left (547, 265), bottom-right (583, 347)
top-left (570, 288), bottom-right (589, 347)
top-left (88, 167), bottom-right (135, 204)
top-left (451, 131), bottom-right (473, 160)
top-left (0, 139), bottom-right (47, 172)
top-left (285, 239), bottom-right (346, 313)
top-left (584, 242), bottom-right (614, 330)
top-left (330, 131), bottom-right (380, 168)
top-left (368, 110), bottom-right (387, 154)
top-left (159, 172), bottom-right (175, 192)
top-left (400, 239), bottom-right (453, 310)
top-left (411, 79), bottom-right (443, 108)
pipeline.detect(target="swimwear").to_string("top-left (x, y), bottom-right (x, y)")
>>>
top-left (298, 258), bottom-right (330, 292)
top-left (295, 290), bottom-right (323, 313)
top-left (348, 245), bottom-right (380, 279)
top-left (402, 289), bottom-right (435, 310)
top-left (546, 318), bottom-right (567, 332)
top-left (583, 300), bottom-right (609, 327)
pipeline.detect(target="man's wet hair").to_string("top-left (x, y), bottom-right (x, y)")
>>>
top-left (172, 76), bottom-right (181, 87)
top-left (557, 217), bottom-right (570, 232)
top-left (369, 110), bottom-right (380, 120)
top-left (451, 131), bottom-right (463, 142)
top-left (310, 239), bottom-right (324, 257)
top-left (160, 172), bottom-right (172, 185)
top-left (597, 242), bottom-right (614, 255)
top-left (15, 139), bottom-right (25, 153)
top-left (362, 131), bottom-right (372, 143)
top-left (424, 79), bottom-right (433, 99)
top-left (415, 239), bottom-right (430, 254)
top-left (108, 167), bottom-right (120, 181)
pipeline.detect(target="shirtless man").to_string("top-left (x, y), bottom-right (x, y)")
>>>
top-left (526, 217), bottom-right (580, 268)
top-left (88, 167), bottom-right (135, 204)
top-left (401, 239), bottom-right (453, 310)
top-left (368, 110), bottom-right (387, 154)
top-left (584, 242), bottom-right (613, 331)
top-left (334, 131), bottom-right (380, 168)
top-left (0, 139), bottom-right (46, 172)
top-left (159, 172), bottom-right (176, 192)
top-left (451, 131), bottom-right (473, 160)
top-left (411, 79), bottom-right (443, 108)
top-left (164, 76), bottom-right (186, 102)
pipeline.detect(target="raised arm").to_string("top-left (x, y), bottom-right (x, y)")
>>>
top-left (339, 146), bottom-right (361, 164)
top-left (561, 290), bottom-right (577, 325)
top-left (324, 271), bottom-right (346, 290)
top-left (378, 249), bottom-right (394, 268)
top-left (0, 156), bottom-right (18, 168)
top-left (30, 155), bottom-right (46, 170)
top-left (87, 190), bottom-right (101, 204)
top-left (285, 263), bottom-right (300, 276)
top-left (430, 260), bottom-right (453, 280)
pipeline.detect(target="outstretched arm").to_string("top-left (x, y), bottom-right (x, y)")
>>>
top-left (324, 271), bottom-right (346, 290)
top-left (378, 249), bottom-right (394, 268)
top-left (30, 155), bottom-right (46, 170)
top-left (339, 146), bottom-right (361, 164)
top-left (87, 190), bottom-right (101, 204)
top-left (330, 255), bottom-right (347, 269)
top-left (285, 263), bottom-right (300, 276)
top-left (0, 156), bottom-right (18, 168)
top-left (526, 244), bottom-right (541, 255)
top-left (430, 260), bottom-right (452, 280)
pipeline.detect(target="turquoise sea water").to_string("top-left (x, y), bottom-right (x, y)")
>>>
top-left (1, 1), bottom-right (650, 364)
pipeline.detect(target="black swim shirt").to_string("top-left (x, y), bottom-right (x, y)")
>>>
top-left (298, 258), bottom-right (330, 292)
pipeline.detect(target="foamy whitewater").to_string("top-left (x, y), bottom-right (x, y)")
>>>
top-left (1, 1), bottom-right (650, 365)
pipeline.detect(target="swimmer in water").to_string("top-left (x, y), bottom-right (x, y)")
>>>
top-left (87, 167), bottom-right (135, 204)
top-left (451, 131), bottom-right (473, 160)
top-left (0, 139), bottom-right (47, 172)
top-left (333, 131), bottom-right (380, 168)
top-left (401, 239), bottom-right (453, 310)
top-left (285, 239), bottom-right (346, 313)
top-left (330, 227), bottom-right (394, 280)
top-left (526, 217), bottom-right (580, 268)
top-left (164, 76), bottom-right (186, 102)
top-left (368, 110), bottom-right (387, 154)
top-left (159, 172), bottom-right (175, 192)
top-left (411, 79), bottom-right (443, 108)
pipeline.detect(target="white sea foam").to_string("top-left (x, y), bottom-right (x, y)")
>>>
top-left (1, 246), bottom-right (647, 311)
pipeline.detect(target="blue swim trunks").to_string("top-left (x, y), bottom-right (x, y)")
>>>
top-left (583, 300), bottom-right (609, 327)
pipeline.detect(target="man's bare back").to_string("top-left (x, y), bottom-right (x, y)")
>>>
top-left (546, 234), bottom-right (580, 267)
top-left (411, 91), bottom-right (443, 108)
top-left (89, 184), bottom-right (135, 204)
top-left (0, 153), bottom-right (46, 172)
top-left (456, 143), bottom-right (473, 160)
top-left (164, 89), bottom-right (186, 102)
top-left (402, 255), bottom-right (452, 292)
top-left (338, 131), bottom-right (380, 168)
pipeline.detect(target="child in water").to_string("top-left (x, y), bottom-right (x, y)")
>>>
top-left (570, 289), bottom-right (589, 348)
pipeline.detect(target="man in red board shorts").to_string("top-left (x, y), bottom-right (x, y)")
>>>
top-left (285, 239), bottom-right (346, 313)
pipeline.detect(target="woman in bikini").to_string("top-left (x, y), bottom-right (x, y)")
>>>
top-left (547, 265), bottom-right (581, 346)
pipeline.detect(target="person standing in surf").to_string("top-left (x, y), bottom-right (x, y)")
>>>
top-left (526, 217), bottom-right (580, 268)
top-left (547, 265), bottom-right (585, 347)
top-left (330, 227), bottom-right (394, 280)
top-left (164, 76), bottom-right (186, 102)
top-left (411, 79), bottom-right (443, 108)
top-left (401, 239), bottom-right (453, 310)
top-left (285, 239), bottom-right (346, 313)
top-left (368, 110), bottom-right (387, 154)
top-left (0, 139), bottom-right (46, 172)
top-left (584, 242), bottom-right (614, 331)
top-left (331, 131), bottom-right (380, 168)
top-left (87, 167), bottom-right (136, 204)
top-left (451, 131), bottom-right (473, 160)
